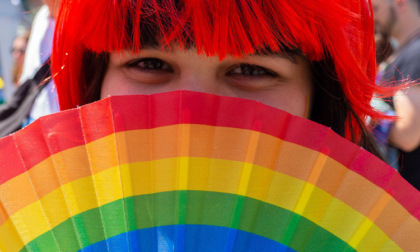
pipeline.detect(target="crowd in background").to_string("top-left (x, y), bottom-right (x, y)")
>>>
top-left (372, 0), bottom-right (420, 190)
top-left (0, 0), bottom-right (43, 104)
top-left (0, 0), bottom-right (59, 134)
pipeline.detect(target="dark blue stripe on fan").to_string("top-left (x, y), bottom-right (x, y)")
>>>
top-left (79, 224), bottom-right (295, 252)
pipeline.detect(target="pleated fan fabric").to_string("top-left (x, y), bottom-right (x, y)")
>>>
top-left (0, 91), bottom-right (419, 251)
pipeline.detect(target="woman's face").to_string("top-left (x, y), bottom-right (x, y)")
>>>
top-left (12, 37), bottom-right (27, 65)
top-left (101, 49), bottom-right (313, 117)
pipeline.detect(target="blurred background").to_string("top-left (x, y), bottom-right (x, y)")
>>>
top-left (0, 0), bottom-right (43, 103)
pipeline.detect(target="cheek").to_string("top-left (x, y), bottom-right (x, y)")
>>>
top-left (100, 67), bottom-right (178, 99)
top-left (241, 83), bottom-right (312, 118)
top-left (100, 70), bottom-right (143, 99)
top-left (268, 78), bottom-right (313, 118)
top-left (271, 88), bottom-right (311, 118)
top-left (100, 71), bottom-right (121, 99)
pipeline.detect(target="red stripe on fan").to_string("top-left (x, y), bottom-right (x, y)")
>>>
top-left (13, 109), bottom-right (85, 169)
top-left (0, 136), bottom-right (25, 185)
top-left (350, 149), bottom-right (420, 216)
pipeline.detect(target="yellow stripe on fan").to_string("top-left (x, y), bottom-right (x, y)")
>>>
top-left (294, 153), bottom-right (328, 215)
top-left (0, 125), bottom-right (406, 221)
top-left (179, 123), bottom-right (190, 190)
top-left (238, 129), bottom-right (261, 196)
top-left (0, 158), bottom-right (403, 251)
top-left (0, 125), bottom-right (417, 249)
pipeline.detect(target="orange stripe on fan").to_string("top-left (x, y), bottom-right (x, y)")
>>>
top-left (0, 125), bottom-right (415, 239)
top-left (0, 160), bottom-right (399, 250)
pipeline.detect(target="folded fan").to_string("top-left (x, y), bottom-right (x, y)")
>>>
top-left (0, 91), bottom-right (419, 251)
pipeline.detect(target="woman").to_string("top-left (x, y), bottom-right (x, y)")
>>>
top-left (52, 0), bottom-right (391, 155)
top-left (2, 1), bottom-right (420, 250)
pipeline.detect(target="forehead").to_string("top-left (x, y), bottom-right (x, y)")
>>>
top-left (372, 0), bottom-right (392, 9)
top-left (13, 37), bottom-right (27, 46)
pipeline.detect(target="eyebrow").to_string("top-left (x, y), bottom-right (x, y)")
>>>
top-left (249, 50), bottom-right (302, 64)
top-left (140, 45), bottom-right (302, 64)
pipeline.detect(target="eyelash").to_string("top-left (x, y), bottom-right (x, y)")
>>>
top-left (127, 58), bottom-right (173, 72)
top-left (227, 64), bottom-right (277, 77)
top-left (127, 58), bottom-right (277, 77)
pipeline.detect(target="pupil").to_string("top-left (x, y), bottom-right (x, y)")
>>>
top-left (145, 59), bottom-right (162, 69)
top-left (242, 65), bottom-right (262, 76)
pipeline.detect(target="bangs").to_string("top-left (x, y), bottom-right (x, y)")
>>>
top-left (53, 0), bottom-right (382, 143)
top-left (58, 0), bottom-right (357, 60)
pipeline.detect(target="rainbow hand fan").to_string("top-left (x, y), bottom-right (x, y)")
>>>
top-left (0, 91), bottom-right (419, 251)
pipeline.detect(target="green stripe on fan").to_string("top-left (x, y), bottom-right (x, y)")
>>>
top-left (21, 191), bottom-right (354, 252)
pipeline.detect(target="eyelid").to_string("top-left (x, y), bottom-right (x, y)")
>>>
top-left (125, 57), bottom-right (174, 72)
top-left (226, 63), bottom-right (278, 77)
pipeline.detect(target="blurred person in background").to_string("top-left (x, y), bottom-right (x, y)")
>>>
top-left (373, 0), bottom-right (420, 190)
top-left (19, 0), bottom-right (59, 126)
top-left (0, 0), bottom-right (59, 137)
top-left (11, 32), bottom-right (29, 86)
top-left (369, 24), bottom-right (397, 170)
top-left (19, 1), bottom-right (55, 83)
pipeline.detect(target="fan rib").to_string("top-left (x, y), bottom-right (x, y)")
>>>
top-left (348, 192), bottom-right (392, 249)
top-left (78, 105), bottom-right (110, 250)
top-left (109, 97), bottom-right (132, 251)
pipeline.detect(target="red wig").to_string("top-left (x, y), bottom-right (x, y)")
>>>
top-left (52, 0), bottom-right (385, 141)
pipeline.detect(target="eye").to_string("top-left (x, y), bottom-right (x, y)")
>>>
top-left (127, 58), bottom-right (173, 72)
top-left (227, 64), bottom-right (277, 77)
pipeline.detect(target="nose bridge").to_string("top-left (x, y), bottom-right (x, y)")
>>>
top-left (177, 66), bottom-right (219, 94)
